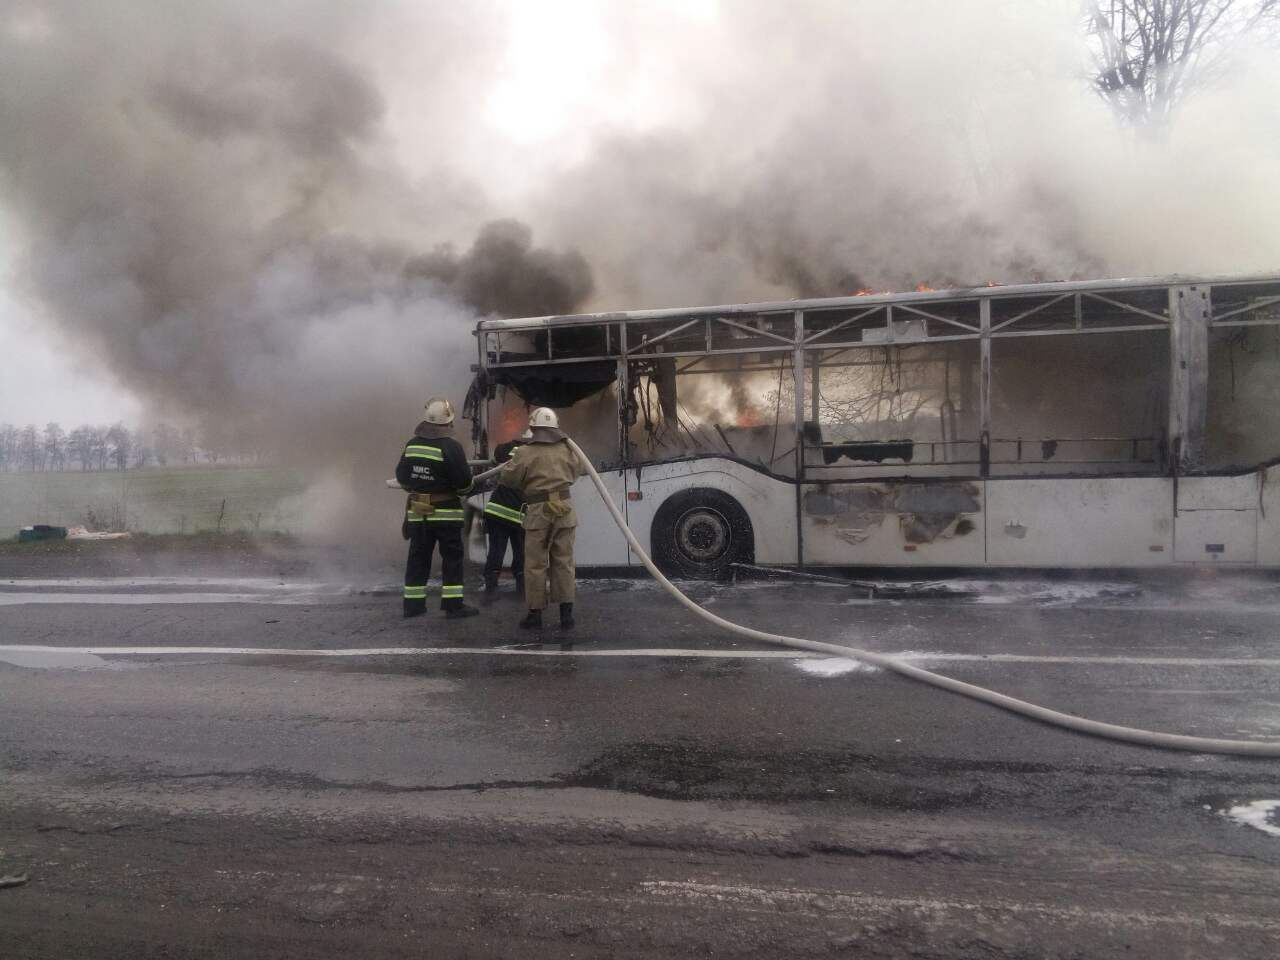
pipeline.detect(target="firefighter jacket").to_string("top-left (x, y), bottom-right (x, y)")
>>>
top-left (484, 439), bottom-right (527, 528)
top-left (498, 438), bottom-right (585, 525)
top-left (395, 422), bottom-right (473, 526)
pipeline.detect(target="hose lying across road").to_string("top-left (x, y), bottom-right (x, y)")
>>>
top-left (564, 438), bottom-right (1280, 757)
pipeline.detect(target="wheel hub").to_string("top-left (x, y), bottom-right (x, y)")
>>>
top-left (676, 507), bottom-right (730, 563)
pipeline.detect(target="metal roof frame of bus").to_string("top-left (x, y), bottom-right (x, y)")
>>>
top-left (475, 272), bottom-right (1280, 332)
top-left (472, 273), bottom-right (1280, 495)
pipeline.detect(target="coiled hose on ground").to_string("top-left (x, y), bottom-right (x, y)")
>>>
top-left (564, 438), bottom-right (1280, 758)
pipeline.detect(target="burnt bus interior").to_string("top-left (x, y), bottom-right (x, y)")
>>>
top-left (468, 277), bottom-right (1280, 483)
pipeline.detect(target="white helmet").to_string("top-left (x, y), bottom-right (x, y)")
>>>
top-left (422, 397), bottom-right (455, 425)
top-left (528, 407), bottom-right (559, 430)
top-left (519, 428), bottom-right (533, 441)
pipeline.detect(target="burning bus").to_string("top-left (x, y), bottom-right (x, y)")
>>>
top-left (466, 275), bottom-right (1280, 577)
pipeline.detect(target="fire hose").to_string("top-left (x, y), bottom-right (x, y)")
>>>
top-left (560, 439), bottom-right (1280, 757)
top-left (392, 448), bottom-right (1280, 755)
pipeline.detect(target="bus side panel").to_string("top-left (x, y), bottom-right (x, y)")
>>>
top-left (986, 477), bottom-right (1173, 567)
top-left (1257, 466), bottom-right (1280, 567)
top-left (569, 467), bottom-right (632, 566)
top-left (1174, 474), bottom-right (1258, 564)
top-left (628, 459), bottom-right (799, 565)
top-left (800, 480), bottom-right (985, 567)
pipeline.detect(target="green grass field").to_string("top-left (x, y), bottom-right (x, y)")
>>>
top-left (0, 466), bottom-right (306, 537)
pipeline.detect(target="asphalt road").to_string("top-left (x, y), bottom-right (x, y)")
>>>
top-left (3, 567), bottom-right (1280, 958)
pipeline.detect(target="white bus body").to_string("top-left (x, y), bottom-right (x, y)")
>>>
top-left (468, 276), bottom-right (1280, 574)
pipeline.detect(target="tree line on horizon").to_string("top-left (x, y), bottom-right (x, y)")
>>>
top-left (0, 422), bottom-right (260, 473)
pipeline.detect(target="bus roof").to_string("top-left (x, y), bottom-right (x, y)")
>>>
top-left (475, 272), bottom-right (1280, 332)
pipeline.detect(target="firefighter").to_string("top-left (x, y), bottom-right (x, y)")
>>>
top-left (395, 397), bottom-right (479, 619)
top-left (498, 407), bottom-right (584, 630)
top-left (482, 428), bottom-right (531, 594)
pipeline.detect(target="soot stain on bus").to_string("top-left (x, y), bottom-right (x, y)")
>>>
top-left (804, 483), bottom-right (981, 545)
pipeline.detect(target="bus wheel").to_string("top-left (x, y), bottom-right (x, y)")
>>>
top-left (651, 489), bottom-right (754, 580)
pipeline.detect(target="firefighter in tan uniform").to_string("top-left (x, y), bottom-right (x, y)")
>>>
top-left (498, 407), bottom-right (585, 630)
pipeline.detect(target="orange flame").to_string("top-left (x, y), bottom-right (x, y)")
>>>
top-left (497, 409), bottom-right (525, 442)
top-left (735, 408), bottom-right (764, 428)
top-left (915, 282), bottom-right (935, 292)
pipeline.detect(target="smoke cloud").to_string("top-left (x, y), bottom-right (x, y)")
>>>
top-left (2, 0), bottom-right (1279, 542)
top-left (535, 1), bottom-right (1280, 305)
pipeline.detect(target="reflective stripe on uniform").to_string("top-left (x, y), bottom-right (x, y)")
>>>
top-left (426, 509), bottom-right (465, 522)
top-left (403, 585), bottom-right (427, 599)
top-left (405, 512), bottom-right (425, 522)
top-left (440, 584), bottom-right (464, 600)
top-left (484, 502), bottom-right (525, 524)
top-left (404, 445), bottom-right (443, 460)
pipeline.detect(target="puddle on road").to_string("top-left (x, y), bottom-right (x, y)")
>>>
top-left (0, 577), bottom-right (380, 605)
top-left (0, 592), bottom-right (297, 606)
top-left (1219, 799), bottom-right (1280, 838)
top-left (0, 648), bottom-right (132, 671)
top-left (796, 657), bottom-right (879, 677)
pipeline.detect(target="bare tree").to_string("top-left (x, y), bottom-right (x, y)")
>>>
top-left (1087, 1), bottom-right (1280, 128)
top-left (90, 425), bottom-right (110, 471)
top-left (0, 423), bottom-right (16, 472)
top-left (43, 422), bottom-right (66, 471)
top-left (18, 424), bottom-right (40, 471)
top-left (152, 422), bottom-right (180, 466)
top-left (180, 426), bottom-right (198, 464)
top-left (67, 426), bottom-right (94, 471)
top-left (106, 422), bottom-right (132, 471)
top-left (768, 348), bottom-right (961, 442)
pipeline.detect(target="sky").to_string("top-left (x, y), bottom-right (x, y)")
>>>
top-left (0, 216), bottom-right (142, 424)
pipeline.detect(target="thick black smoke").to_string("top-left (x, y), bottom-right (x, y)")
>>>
top-left (405, 220), bottom-right (593, 320)
top-left (0, 0), bottom-right (601, 542)
top-left (0, 1), bottom-right (591, 458)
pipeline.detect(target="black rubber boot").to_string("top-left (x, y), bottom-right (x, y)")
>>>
top-left (483, 577), bottom-right (499, 595)
top-left (559, 602), bottom-right (575, 630)
top-left (518, 609), bottom-right (543, 629)
top-left (403, 601), bottom-right (427, 619)
top-left (513, 574), bottom-right (525, 596)
top-left (445, 604), bottom-right (480, 619)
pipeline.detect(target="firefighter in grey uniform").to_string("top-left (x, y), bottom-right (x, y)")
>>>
top-left (483, 428), bottom-right (530, 594)
top-left (395, 397), bottom-right (479, 619)
top-left (498, 407), bottom-right (585, 630)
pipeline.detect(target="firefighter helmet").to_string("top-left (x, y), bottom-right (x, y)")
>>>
top-left (422, 397), bottom-right (455, 425)
top-left (528, 407), bottom-right (559, 430)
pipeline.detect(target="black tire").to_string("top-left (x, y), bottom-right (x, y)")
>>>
top-left (651, 488), bottom-right (754, 580)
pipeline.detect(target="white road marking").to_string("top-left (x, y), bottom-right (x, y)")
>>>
top-left (0, 577), bottom-right (306, 589)
top-left (640, 880), bottom-right (1280, 931)
top-left (1, 644), bottom-right (1279, 667)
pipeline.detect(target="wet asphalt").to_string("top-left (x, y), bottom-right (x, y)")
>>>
top-left (2, 569), bottom-right (1280, 958)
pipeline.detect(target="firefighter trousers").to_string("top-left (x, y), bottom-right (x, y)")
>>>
top-left (522, 501), bottom-right (576, 610)
top-left (484, 520), bottom-right (525, 584)
top-left (403, 520), bottom-right (465, 614)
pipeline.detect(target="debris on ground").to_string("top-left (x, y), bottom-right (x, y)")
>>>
top-left (66, 526), bottom-right (131, 541)
top-left (0, 873), bottom-right (30, 889)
